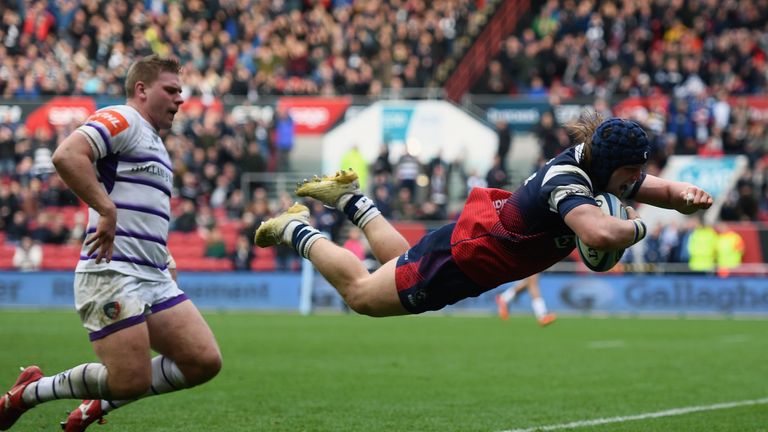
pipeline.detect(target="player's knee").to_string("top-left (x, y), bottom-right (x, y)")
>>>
top-left (199, 350), bottom-right (223, 381)
top-left (352, 304), bottom-right (386, 317)
top-left (343, 285), bottom-right (384, 317)
top-left (345, 298), bottom-right (369, 315)
top-left (183, 349), bottom-right (223, 385)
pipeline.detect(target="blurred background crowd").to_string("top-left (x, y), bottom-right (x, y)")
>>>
top-left (1, 0), bottom-right (767, 272)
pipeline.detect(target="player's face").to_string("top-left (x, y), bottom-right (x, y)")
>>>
top-left (144, 71), bottom-right (183, 131)
top-left (606, 164), bottom-right (644, 197)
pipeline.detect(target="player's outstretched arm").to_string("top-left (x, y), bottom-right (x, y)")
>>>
top-left (634, 174), bottom-right (713, 214)
top-left (564, 203), bottom-right (641, 251)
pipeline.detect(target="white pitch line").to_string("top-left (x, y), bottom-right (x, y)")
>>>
top-left (719, 334), bottom-right (750, 343)
top-left (586, 340), bottom-right (625, 349)
top-left (501, 397), bottom-right (768, 432)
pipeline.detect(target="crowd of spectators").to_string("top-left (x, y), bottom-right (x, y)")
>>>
top-left (492, 0), bottom-right (768, 226)
top-left (477, 0), bottom-right (768, 98)
top-left (1, 0), bottom-right (480, 99)
top-left (2, 0), bottom-right (768, 271)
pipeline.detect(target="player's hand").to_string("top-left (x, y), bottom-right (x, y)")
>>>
top-left (167, 253), bottom-right (178, 282)
top-left (624, 205), bottom-right (640, 220)
top-left (86, 205), bottom-right (117, 264)
top-left (680, 187), bottom-right (713, 213)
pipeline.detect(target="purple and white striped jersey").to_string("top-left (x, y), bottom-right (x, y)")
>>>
top-left (74, 105), bottom-right (173, 281)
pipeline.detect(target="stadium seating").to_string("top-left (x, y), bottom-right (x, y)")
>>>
top-left (391, 222), bottom-right (427, 247)
top-left (40, 244), bottom-right (81, 270)
top-left (176, 257), bottom-right (233, 272)
top-left (0, 244), bottom-right (15, 268)
top-left (251, 248), bottom-right (277, 272)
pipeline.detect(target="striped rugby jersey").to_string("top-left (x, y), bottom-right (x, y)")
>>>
top-left (74, 105), bottom-right (173, 281)
top-left (451, 146), bottom-right (646, 289)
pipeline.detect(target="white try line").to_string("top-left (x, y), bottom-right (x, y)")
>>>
top-left (502, 397), bottom-right (768, 432)
top-left (586, 340), bottom-right (626, 349)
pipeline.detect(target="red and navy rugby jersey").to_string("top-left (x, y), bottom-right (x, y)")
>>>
top-left (450, 146), bottom-right (644, 289)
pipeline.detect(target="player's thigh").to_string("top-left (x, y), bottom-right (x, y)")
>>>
top-left (355, 258), bottom-right (409, 317)
top-left (146, 300), bottom-right (221, 366)
top-left (92, 322), bottom-right (152, 379)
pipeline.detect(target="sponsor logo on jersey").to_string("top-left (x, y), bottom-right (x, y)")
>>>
top-left (129, 163), bottom-right (172, 184)
top-left (554, 234), bottom-right (575, 249)
top-left (102, 301), bottom-right (122, 320)
top-left (89, 110), bottom-right (129, 136)
top-left (492, 198), bottom-right (505, 213)
top-left (407, 289), bottom-right (427, 308)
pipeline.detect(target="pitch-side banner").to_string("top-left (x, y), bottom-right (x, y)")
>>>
top-left (0, 272), bottom-right (302, 310)
top-left (453, 274), bottom-right (768, 316)
top-left (226, 97), bottom-right (352, 135)
top-left (24, 97), bottom-right (96, 135)
top-left (20, 96), bottom-right (222, 135)
top-left (276, 96), bottom-right (351, 135)
top-left (2, 272), bottom-right (766, 315)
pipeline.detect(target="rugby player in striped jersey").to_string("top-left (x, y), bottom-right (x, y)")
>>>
top-left (0, 55), bottom-right (222, 431)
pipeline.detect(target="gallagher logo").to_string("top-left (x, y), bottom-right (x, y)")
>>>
top-left (102, 301), bottom-right (122, 320)
top-left (560, 279), bottom-right (615, 310)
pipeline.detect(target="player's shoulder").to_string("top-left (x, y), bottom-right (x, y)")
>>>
top-left (542, 149), bottom-right (590, 181)
top-left (86, 105), bottom-right (142, 137)
top-left (550, 147), bottom-right (580, 168)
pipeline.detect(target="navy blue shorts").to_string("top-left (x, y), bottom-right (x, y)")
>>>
top-left (395, 223), bottom-right (485, 313)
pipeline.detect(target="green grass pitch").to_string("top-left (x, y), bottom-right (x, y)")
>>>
top-left (0, 310), bottom-right (766, 431)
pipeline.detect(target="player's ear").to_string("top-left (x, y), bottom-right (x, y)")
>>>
top-left (134, 81), bottom-right (147, 100)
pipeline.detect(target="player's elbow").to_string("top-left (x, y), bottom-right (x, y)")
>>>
top-left (51, 145), bottom-right (77, 174)
top-left (51, 147), bottom-right (66, 170)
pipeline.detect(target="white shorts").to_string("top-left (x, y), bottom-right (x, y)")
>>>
top-left (74, 270), bottom-right (187, 341)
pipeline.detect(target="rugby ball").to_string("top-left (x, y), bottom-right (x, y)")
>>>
top-left (575, 192), bottom-right (628, 272)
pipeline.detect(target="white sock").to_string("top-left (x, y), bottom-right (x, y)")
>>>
top-left (146, 354), bottom-right (188, 395)
top-left (23, 363), bottom-right (110, 406)
top-left (532, 297), bottom-right (548, 319)
top-left (500, 288), bottom-right (516, 303)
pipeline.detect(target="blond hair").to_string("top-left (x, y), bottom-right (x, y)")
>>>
top-left (565, 110), bottom-right (604, 167)
top-left (124, 55), bottom-right (181, 98)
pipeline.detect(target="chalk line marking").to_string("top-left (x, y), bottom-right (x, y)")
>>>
top-left (502, 397), bottom-right (768, 432)
top-left (719, 334), bottom-right (750, 343)
top-left (586, 340), bottom-right (626, 349)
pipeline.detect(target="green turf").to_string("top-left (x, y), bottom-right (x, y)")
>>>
top-left (0, 311), bottom-right (766, 431)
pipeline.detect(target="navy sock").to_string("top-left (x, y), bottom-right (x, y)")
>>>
top-left (342, 195), bottom-right (381, 229)
top-left (291, 223), bottom-right (324, 259)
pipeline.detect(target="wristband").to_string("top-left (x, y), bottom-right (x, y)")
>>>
top-left (631, 219), bottom-right (647, 244)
